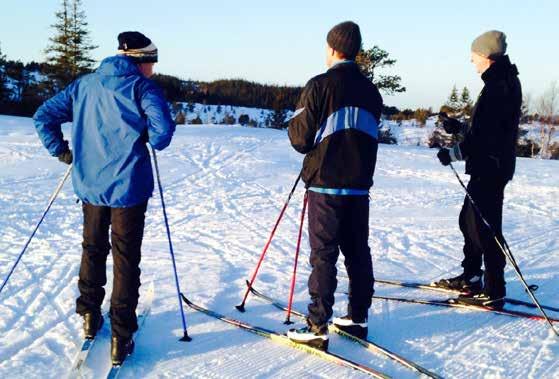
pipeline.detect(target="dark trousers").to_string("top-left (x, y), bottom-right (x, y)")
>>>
top-left (75, 202), bottom-right (147, 338)
top-left (307, 191), bottom-right (374, 327)
top-left (459, 177), bottom-right (508, 297)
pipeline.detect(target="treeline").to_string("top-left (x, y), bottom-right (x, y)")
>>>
top-left (152, 75), bottom-right (302, 111)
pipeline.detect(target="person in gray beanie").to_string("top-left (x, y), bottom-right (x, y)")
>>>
top-left (434, 30), bottom-right (522, 309)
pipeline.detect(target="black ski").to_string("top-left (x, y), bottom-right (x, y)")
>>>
top-left (372, 294), bottom-right (559, 322)
top-left (106, 282), bottom-right (154, 379)
top-left (247, 283), bottom-right (442, 379)
top-left (375, 279), bottom-right (559, 313)
top-left (181, 294), bottom-right (391, 379)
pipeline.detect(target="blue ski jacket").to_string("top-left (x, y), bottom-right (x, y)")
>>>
top-left (33, 55), bottom-right (175, 207)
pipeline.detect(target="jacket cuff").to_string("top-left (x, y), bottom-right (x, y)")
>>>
top-left (449, 144), bottom-right (463, 161)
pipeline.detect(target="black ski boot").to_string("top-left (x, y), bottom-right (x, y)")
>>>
top-left (434, 271), bottom-right (483, 294)
top-left (332, 315), bottom-right (368, 339)
top-left (454, 292), bottom-right (505, 310)
top-left (83, 312), bottom-right (104, 339)
top-left (287, 322), bottom-right (329, 351)
top-left (111, 336), bottom-right (135, 365)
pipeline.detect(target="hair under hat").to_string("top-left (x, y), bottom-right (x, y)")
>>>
top-left (326, 21), bottom-right (362, 60)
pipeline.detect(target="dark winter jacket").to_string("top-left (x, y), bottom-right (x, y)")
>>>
top-left (288, 61), bottom-right (383, 191)
top-left (459, 55), bottom-right (521, 181)
top-left (34, 55), bottom-right (175, 207)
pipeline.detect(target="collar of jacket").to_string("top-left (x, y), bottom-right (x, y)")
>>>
top-left (328, 59), bottom-right (357, 72)
top-left (96, 55), bottom-right (142, 77)
top-left (481, 55), bottom-right (519, 84)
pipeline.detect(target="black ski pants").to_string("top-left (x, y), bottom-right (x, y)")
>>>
top-left (459, 176), bottom-right (508, 297)
top-left (307, 191), bottom-right (374, 327)
top-left (76, 202), bottom-right (147, 339)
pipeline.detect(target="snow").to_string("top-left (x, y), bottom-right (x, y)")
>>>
top-left (0, 114), bottom-right (558, 378)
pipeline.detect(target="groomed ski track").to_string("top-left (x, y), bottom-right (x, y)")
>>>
top-left (0, 116), bottom-right (558, 378)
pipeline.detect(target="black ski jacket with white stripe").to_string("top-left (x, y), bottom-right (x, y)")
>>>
top-left (288, 61), bottom-right (383, 190)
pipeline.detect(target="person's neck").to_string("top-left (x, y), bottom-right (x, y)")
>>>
top-left (329, 58), bottom-right (352, 68)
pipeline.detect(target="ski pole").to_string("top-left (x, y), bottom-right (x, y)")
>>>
top-left (284, 191), bottom-right (308, 325)
top-left (449, 163), bottom-right (559, 337)
top-left (236, 173), bottom-right (302, 312)
top-left (0, 165), bottom-right (72, 297)
top-left (150, 146), bottom-right (192, 342)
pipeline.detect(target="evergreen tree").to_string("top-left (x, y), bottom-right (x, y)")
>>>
top-left (356, 46), bottom-right (405, 95)
top-left (460, 86), bottom-right (473, 115)
top-left (443, 85), bottom-right (460, 113)
top-left (269, 108), bottom-right (287, 129)
top-left (45, 0), bottom-right (97, 89)
top-left (0, 43), bottom-right (7, 103)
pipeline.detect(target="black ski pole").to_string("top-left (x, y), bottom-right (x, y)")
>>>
top-left (0, 165), bottom-right (72, 297)
top-left (449, 163), bottom-right (559, 337)
top-left (236, 172), bottom-right (302, 312)
top-left (151, 146), bottom-right (192, 342)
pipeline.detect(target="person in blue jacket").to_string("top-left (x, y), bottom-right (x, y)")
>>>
top-left (33, 31), bottom-right (175, 365)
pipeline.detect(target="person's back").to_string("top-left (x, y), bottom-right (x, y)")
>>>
top-left (35, 54), bottom-right (173, 206)
top-left (288, 60), bottom-right (382, 192)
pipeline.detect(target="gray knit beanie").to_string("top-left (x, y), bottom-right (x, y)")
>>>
top-left (471, 30), bottom-right (507, 59)
top-left (326, 21), bottom-right (362, 60)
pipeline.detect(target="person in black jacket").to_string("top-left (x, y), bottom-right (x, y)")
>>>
top-left (286, 21), bottom-right (383, 350)
top-left (435, 30), bottom-right (522, 309)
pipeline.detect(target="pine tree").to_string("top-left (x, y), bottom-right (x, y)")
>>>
top-left (444, 85), bottom-right (460, 113)
top-left (460, 86), bottom-right (473, 115)
top-left (45, 0), bottom-right (97, 89)
top-left (356, 46), bottom-right (405, 95)
top-left (0, 43), bottom-right (7, 103)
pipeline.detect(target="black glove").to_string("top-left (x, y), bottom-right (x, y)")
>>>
top-left (438, 112), bottom-right (463, 134)
top-left (437, 148), bottom-right (451, 166)
top-left (57, 150), bottom-right (73, 165)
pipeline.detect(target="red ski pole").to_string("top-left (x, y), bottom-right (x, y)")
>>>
top-left (284, 191), bottom-right (308, 324)
top-left (236, 174), bottom-right (301, 312)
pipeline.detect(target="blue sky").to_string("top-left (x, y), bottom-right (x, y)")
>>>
top-left (1, 1), bottom-right (557, 109)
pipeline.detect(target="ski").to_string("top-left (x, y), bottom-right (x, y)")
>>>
top-left (180, 294), bottom-right (391, 379)
top-left (375, 279), bottom-right (559, 313)
top-left (106, 282), bottom-right (154, 379)
top-left (247, 283), bottom-right (441, 379)
top-left (372, 294), bottom-right (559, 322)
top-left (67, 312), bottom-right (109, 379)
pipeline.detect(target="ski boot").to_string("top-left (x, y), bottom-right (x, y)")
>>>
top-left (454, 292), bottom-right (505, 310)
top-left (111, 336), bottom-right (135, 365)
top-left (332, 315), bottom-right (368, 339)
top-left (287, 322), bottom-right (329, 351)
top-left (83, 312), bottom-right (104, 339)
top-left (434, 271), bottom-right (483, 294)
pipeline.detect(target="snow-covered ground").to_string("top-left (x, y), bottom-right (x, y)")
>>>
top-left (0, 115), bottom-right (558, 378)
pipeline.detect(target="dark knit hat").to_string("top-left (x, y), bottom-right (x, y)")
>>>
top-left (471, 30), bottom-right (507, 59)
top-left (117, 31), bottom-right (158, 63)
top-left (326, 21), bottom-right (362, 60)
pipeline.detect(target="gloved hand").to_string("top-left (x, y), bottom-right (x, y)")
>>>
top-left (57, 149), bottom-right (73, 165)
top-left (438, 112), bottom-right (463, 134)
top-left (437, 148), bottom-right (452, 166)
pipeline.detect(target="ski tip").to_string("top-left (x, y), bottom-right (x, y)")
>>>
top-left (235, 304), bottom-right (246, 313)
top-left (180, 293), bottom-right (192, 306)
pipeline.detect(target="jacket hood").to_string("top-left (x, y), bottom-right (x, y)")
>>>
top-left (96, 55), bottom-right (141, 77)
top-left (482, 55), bottom-right (518, 83)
